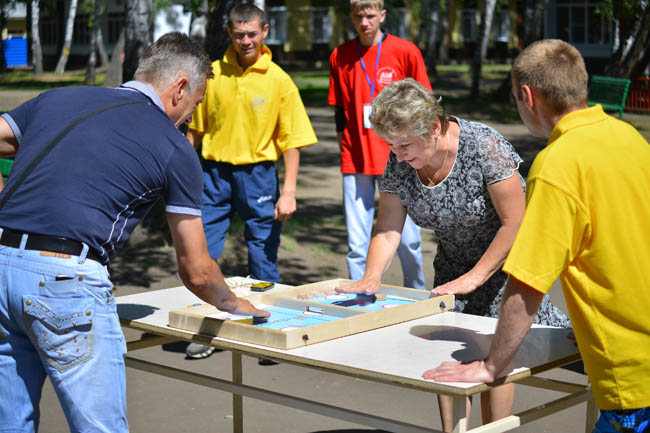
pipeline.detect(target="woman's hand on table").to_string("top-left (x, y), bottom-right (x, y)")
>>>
top-left (335, 277), bottom-right (381, 295)
top-left (431, 273), bottom-right (482, 296)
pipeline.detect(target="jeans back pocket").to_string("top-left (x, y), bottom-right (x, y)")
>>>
top-left (23, 294), bottom-right (94, 371)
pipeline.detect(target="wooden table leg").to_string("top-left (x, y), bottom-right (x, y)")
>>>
top-left (232, 351), bottom-right (243, 433)
top-left (585, 389), bottom-right (598, 433)
top-left (452, 395), bottom-right (468, 433)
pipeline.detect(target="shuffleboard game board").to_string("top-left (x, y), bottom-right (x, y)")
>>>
top-left (168, 278), bottom-right (454, 349)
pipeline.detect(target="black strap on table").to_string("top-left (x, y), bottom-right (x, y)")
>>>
top-left (0, 99), bottom-right (146, 211)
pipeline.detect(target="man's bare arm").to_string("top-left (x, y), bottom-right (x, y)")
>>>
top-left (167, 213), bottom-right (270, 317)
top-left (422, 277), bottom-right (543, 382)
top-left (0, 117), bottom-right (19, 158)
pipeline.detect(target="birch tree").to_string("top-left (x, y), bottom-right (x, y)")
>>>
top-left (55, 0), bottom-right (79, 74)
top-left (620, 2), bottom-right (650, 78)
top-left (85, 0), bottom-right (99, 84)
top-left (470, 0), bottom-right (497, 97)
top-left (189, 0), bottom-right (208, 40)
top-left (95, 0), bottom-right (109, 65)
top-left (123, 0), bottom-right (152, 82)
top-left (0, 0), bottom-right (20, 71)
top-left (31, 0), bottom-right (43, 75)
top-left (605, 0), bottom-right (650, 78)
top-left (424, 0), bottom-right (442, 78)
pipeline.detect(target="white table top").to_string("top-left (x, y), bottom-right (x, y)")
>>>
top-left (117, 282), bottom-right (579, 396)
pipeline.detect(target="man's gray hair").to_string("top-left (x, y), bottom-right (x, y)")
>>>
top-left (370, 78), bottom-right (448, 142)
top-left (134, 32), bottom-right (213, 94)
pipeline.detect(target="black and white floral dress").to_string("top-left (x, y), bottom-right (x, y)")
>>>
top-left (380, 117), bottom-right (570, 327)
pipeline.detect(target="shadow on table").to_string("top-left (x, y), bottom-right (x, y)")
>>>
top-left (116, 303), bottom-right (158, 320)
top-left (410, 324), bottom-right (585, 375)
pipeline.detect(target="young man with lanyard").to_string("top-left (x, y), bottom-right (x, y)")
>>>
top-left (186, 4), bottom-right (317, 359)
top-left (424, 40), bottom-right (650, 433)
top-left (328, 0), bottom-right (431, 290)
top-left (0, 33), bottom-right (268, 433)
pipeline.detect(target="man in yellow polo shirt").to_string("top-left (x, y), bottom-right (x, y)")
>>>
top-left (423, 39), bottom-right (650, 432)
top-left (186, 4), bottom-right (317, 358)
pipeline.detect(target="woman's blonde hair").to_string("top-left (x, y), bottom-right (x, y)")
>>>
top-left (370, 78), bottom-right (447, 142)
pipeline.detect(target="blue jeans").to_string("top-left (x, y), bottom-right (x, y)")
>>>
top-left (342, 174), bottom-right (425, 290)
top-left (0, 237), bottom-right (127, 433)
top-left (594, 408), bottom-right (650, 433)
top-left (202, 160), bottom-right (281, 282)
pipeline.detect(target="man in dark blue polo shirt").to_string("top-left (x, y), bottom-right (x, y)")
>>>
top-left (0, 32), bottom-right (268, 433)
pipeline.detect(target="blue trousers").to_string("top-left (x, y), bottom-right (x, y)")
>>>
top-left (202, 160), bottom-right (281, 282)
top-left (594, 408), bottom-right (650, 433)
top-left (342, 173), bottom-right (425, 290)
top-left (0, 235), bottom-right (127, 433)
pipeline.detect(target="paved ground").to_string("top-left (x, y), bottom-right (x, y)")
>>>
top-left (3, 90), bottom-right (596, 432)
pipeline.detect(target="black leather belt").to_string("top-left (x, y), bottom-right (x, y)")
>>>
top-left (0, 229), bottom-right (102, 262)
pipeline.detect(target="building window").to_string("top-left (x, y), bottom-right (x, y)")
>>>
top-left (311, 6), bottom-right (331, 44)
top-left (267, 6), bottom-right (288, 45)
top-left (461, 8), bottom-right (478, 42)
top-left (556, 1), bottom-right (611, 45)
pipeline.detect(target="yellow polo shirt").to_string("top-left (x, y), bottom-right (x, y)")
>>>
top-left (189, 45), bottom-right (317, 165)
top-left (504, 105), bottom-right (650, 410)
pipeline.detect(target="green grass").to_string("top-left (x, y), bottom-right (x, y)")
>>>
top-left (0, 69), bottom-right (106, 89)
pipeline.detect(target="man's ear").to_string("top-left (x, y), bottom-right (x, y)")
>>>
top-left (172, 76), bottom-right (189, 106)
top-left (262, 23), bottom-right (269, 40)
top-left (380, 9), bottom-right (387, 23)
top-left (521, 84), bottom-right (535, 112)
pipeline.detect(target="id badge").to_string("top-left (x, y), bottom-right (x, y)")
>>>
top-left (363, 103), bottom-right (373, 129)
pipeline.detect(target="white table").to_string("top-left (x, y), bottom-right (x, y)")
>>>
top-left (117, 280), bottom-right (596, 433)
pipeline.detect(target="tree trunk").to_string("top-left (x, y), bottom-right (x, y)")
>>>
top-left (424, 0), bottom-right (441, 80)
top-left (496, 0), bottom-right (547, 101)
top-left (189, 0), bottom-right (209, 40)
top-left (470, 0), bottom-right (497, 98)
top-left (630, 38), bottom-right (650, 79)
top-left (438, 3), bottom-right (449, 64)
top-left (206, 0), bottom-right (240, 61)
top-left (0, 6), bottom-right (6, 71)
top-left (104, 28), bottom-right (124, 87)
top-left (54, 0), bottom-right (78, 74)
top-left (414, 0), bottom-right (431, 47)
top-left (95, 0), bottom-right (109, 66)
top-left (620, 2), bottom-right (650, 78)
top-left (85, 1), bottom-right (98, 85)
top-left (31, 0), bottom-right (43, 75)
top-left (123, 0), bottom-right (153, 83)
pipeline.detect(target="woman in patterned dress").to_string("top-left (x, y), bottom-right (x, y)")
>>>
top-left (337, 78), bottom-right (570, 432)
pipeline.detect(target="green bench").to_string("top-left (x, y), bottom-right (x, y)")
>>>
top-left (0, 158), bottom-right (13, 183)
top-left (588, 75), bottom-right (631, 119)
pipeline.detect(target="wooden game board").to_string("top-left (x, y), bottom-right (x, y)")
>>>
top-left (168, 278), bottom-right (454, 349)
